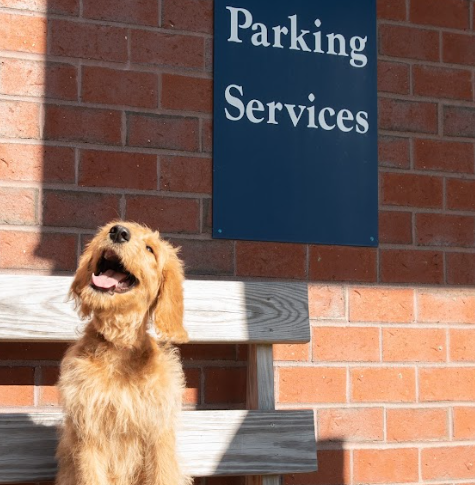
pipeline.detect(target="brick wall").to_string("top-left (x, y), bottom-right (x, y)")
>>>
top-left (1, 0), bottom-right (475, 484)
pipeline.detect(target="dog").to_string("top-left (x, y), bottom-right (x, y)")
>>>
top-left (55, 220), bottom-right (191, 485)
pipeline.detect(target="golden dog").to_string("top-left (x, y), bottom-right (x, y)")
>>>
top-left (56, 221), bottom-right (191, 485)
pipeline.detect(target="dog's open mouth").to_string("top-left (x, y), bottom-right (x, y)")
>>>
top-left (91, 249), bottom-right (138, 294)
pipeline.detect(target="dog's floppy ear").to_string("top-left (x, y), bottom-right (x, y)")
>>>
top-left (153, 242), bottom-right (188, 343)
top-left (69, 244), bottom-right (94, 319)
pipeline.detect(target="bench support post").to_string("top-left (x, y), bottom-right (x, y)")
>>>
top-left (246, 344), bottom-right (281, 485)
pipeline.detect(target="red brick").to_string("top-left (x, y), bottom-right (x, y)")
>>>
top-left (379, 25), bottom-right (439, 61)
top-left (0, 231), bottom-right (77, 271)
top-left (180, 344), bottom-right (236, 362)
top-left (160, 156), bottom-right (211, 194)
top-left (279, 367), bottom-right (346, 404)
top-left (443, 33), bottom-right (475, 66)
top-left (351, 367), bottom-right (416, 403)
top-left (82, 67), bottom-right (157, 108)
top-left (422, 446), bottom-right (475, 480)
top-left (379, 98), bottom-right (438, 134)
top-left (318, 407), bottom-right (383, 441)
top-left (380, 249), bottom-right (444, 284)
top-left (39, 366), bottom-right (60, 406)
top-left (416, 213), bottom-right (475, 248)
top-left (445, 106), bottom-right (475, 138)
top-left (453, 407), bottom-right (475, 439)
top-left (383, 328), bottom-right (446, 362)
top-left (0, 100), bottom-right (40, 139)
top-left (313, 327), bottom-right (379, 362)
top-left (274, 343), bottom-right (310, 362)
top-left (202, 198), bottom-right (212, 234)
top-left (309, 246), bottom-right (377, 283)
top-left (0, 12), bottom-right (46, 53)
top-left (162, 74), bottom-right (212, 113)
top-left (354, 448), bottom-right (419, 484)
top-left (410, 0), bottom-right (469, 29)
top-left (377, 0), bottom-right (406, 20)
top-left (125, 196), bottom-right (200, 234)
top-left (43, 190), bottom-right (120, 229)
top-left (0, 342), bottom-right (68, 360)
top-left (284, 450), bottom-right (351, 485)
top-left (377, 61), bottom-right (409, 94)
top-left (414, 139), bottom-right (474, 173)
top-left (447, 253), bottom-right (475, 285)
top-left (183, 368), bottom-right (200, 406)
top-left (387, 408), bottom-right (448, 442)
top-left (413, 65), bottom-right (472, 100)
top-left (447, 179), bottom-right (475, 211)
top-left (168, 238), bottom-right (234, 276)
top-left (0, 187), bottom-right (36, 225)
top-left (127, 113), bottom-right (199, 151)
top-left (0, 367), bottom-right (34, 406)
top-left (0, 59), bottom-right (77, 100)
top-left (378, 136), bottom-right (410, 169)
top-left (201, 118), bottom-right (213, 153)
top-left (0, 0), bottom-right (78, 15)
top-left (131, 30), bottom-right (204, 69)
top-left (349, 287), bottom-right (414, 323)
top-left (79, 150), bottom-right (157, 190)
top-left (379, 211), bottom-right (412, 244)
top-left (420, 368), bottom-right (475, 401)
top-left (162, 0), bottom-right (212, 33)
top-left (44, 105), bottom-right (122, 145)
top-left (83, 0), bottom-right (158, 26)
top-left (0, 144), bottom-right (75, 183)
top-left (204, 367), bottom-right (246, 404)
top-left (49, 20), bottom-right (127, 62)
top-left (418, 289), bottom-right (475, 323)
top-left (204, 37), bottom-right (213, 72)
top-left (450, 329), bottom-right (475, 362)
top-left (308, 285), bottom-right (346, 320)
top-left (381, 172), bottom-right (443, 208)
top-left (236, 241), bottom-right (306, 279)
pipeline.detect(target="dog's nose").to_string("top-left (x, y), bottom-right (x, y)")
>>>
top-left (109, 225), bottom-right (131, 244)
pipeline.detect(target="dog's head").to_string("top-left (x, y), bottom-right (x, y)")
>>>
top-left (70, 220), bottom-right (188, 344)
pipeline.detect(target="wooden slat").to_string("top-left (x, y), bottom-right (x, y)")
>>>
top-left (0, 410), bottom-right (317, 482)
top-left (0, 275), bottom-right (309, 343)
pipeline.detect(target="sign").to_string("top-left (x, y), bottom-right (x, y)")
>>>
top-left (213, 0), bottom-right (378, 247)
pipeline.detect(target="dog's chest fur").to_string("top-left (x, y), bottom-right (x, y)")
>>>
top-left (59, 333), bottom-right (183, 439)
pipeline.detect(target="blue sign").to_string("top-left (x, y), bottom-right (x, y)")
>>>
top-left (213, 0), bottom-right (378, 247)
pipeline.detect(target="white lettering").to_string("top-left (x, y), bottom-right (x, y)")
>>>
top-left (224, 84), bottom-right (245, 121)
top-left (227, 7), bottom-right (252, 43)
top-left (288, 14), bottom-right (311, 52)
top-left (246, 99), bottom-right (265, 123)
top-left (319, 107), bottom-right (336, 131)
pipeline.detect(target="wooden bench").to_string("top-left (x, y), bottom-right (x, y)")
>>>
top-left (0, 275), bottom-right (317, 484)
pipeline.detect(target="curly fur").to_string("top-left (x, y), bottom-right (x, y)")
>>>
top-left (56, 220), bottom-right (191, 485)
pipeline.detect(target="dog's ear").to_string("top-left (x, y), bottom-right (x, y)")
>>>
top-left (153, 242), bottom-right (188, 343)
top-left (69, 244), bottom-right (94, 319)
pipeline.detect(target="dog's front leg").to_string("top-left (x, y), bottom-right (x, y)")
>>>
top-left (76, 444), bottom-right (110, 485)
top-left (143, 429), bottom-right (191, 485)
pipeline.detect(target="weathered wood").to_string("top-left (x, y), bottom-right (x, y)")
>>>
top-left (247, 345), bottom-right (282, 485)
top-left (0, 410), bottom-right (317, 482)
top-left (0, 276), bottom-right (309, 344)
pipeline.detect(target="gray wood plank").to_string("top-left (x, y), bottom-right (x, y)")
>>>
top-left (0, 410), bottom-right (317, 482)
top-left (0, 275), bottom-right (309, 343)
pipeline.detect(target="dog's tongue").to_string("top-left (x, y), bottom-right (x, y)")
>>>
top-left (92, 269), bottom-right (127, 289)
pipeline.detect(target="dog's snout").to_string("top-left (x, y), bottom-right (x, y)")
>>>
top-left (109, 225), bottom-right (131, 244)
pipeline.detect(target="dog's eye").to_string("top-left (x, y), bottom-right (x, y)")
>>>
top-left (146, 246), bottom-right (154, 254)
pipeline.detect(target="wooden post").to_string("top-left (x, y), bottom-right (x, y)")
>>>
top-left (246, 344), bottom-right (281, 485)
